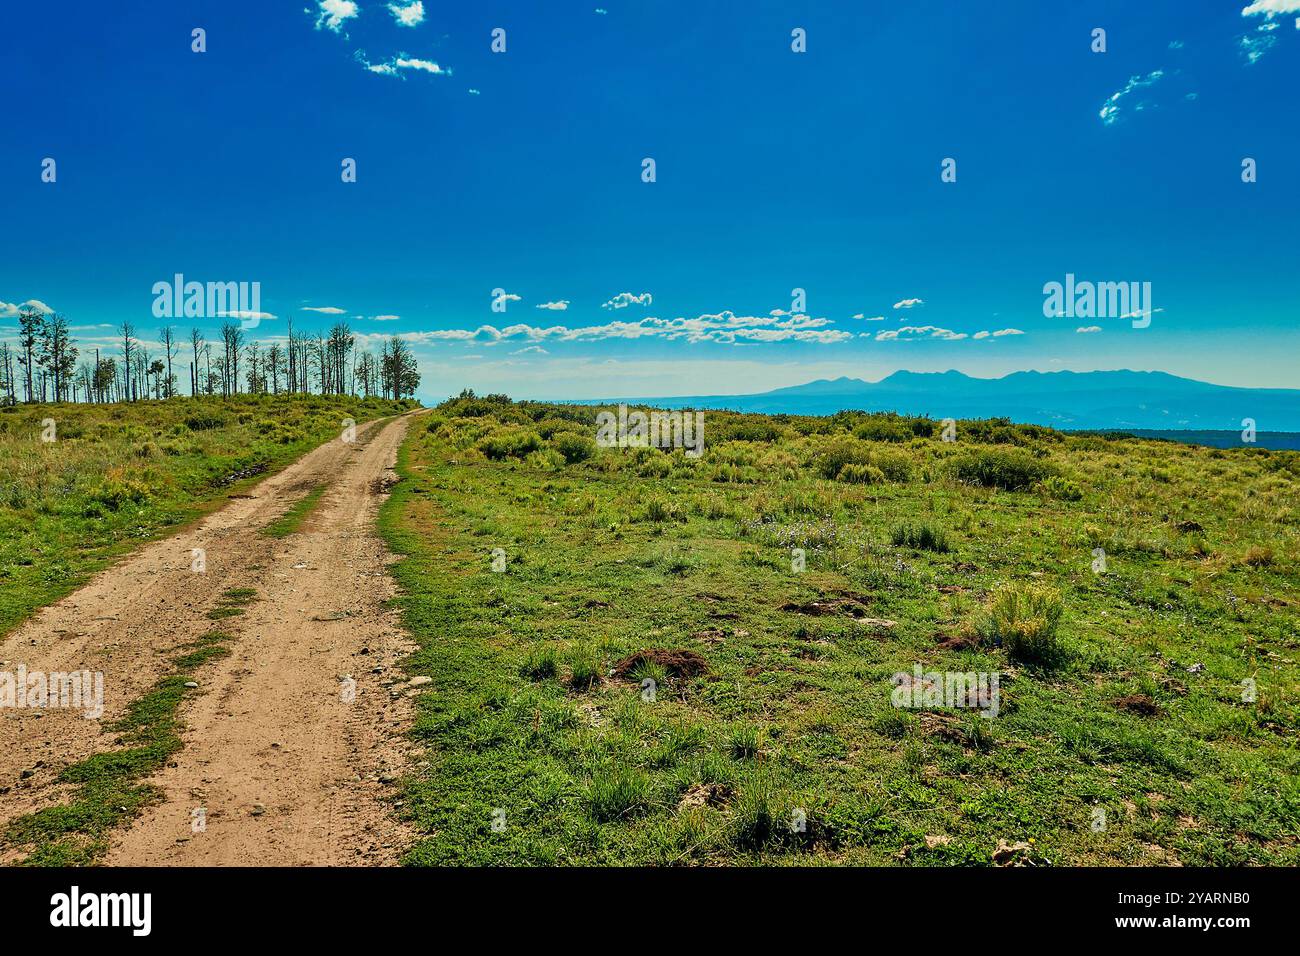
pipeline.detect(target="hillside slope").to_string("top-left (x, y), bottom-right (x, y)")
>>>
top-left (380, 395), bottom-right (1299, 865)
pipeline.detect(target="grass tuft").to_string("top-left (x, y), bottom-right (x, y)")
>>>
top-left (261, 486), bottom-right (327, 538)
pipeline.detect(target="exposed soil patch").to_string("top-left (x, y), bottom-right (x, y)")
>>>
top-left (678, 782), bottom-right (731, 811)
top-left (779, 593), bottom-right (874, 618)
top-left (612, 649), bottom-right (710, 680)
top-left (917, 712), bottom-right (984, 747)
top-left (854, 617), bottom-right (897, 632)
top-left (937, 632), bottom-right (981, 651)
top-left (993, 839), bottom-right (1034, 866)
top-left (1112, 694), bottom-right (1162, 717)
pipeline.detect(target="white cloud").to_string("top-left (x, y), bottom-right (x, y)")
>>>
top-left (601, 291), bottom-right (653, 309)
top-left (1099, 70), bottom-right (1165, 125)
top-left (536, 300), bottom-right (570, 311)
top-left (992, 328), bottom-right (1024, 337)
top-left (1119, 306), bottom-right (1165, 322)
top-left (303, 306), bottom-right (346, 314)
top-left (215, 310), bottom-right (276, 321)
top-left (852, 313), bottom-right (885, 321)
top-left (361, 52), bottom-right (449, 77)
top-left (511, 345), bottom-right (549, 355)
top-left (1241, 0), bottom-right (1300, 16)
top-left (1076, 325), bottom-right (1102, 334)
top-left (1239, 28), bottom-right (1279, 63)
top-left (367, 310), bottom-right (854, 348)
top-left (371, 314), bottom-right (400, 321)
top-left (1, 299), bottom-right (53, 316)
top-left (394, 56), bottom-right (444, 74)
top-left (892, 298), bottom-right (924, 310)
top-left (315, 0), bottom-right (359, 33)
top-left (387, 1), bottom-right (425, 27)
top-left (875, 325), bottom-right (966, 342)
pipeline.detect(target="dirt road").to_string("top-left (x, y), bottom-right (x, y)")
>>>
top-left (0, 413), bottom-right (421, 865)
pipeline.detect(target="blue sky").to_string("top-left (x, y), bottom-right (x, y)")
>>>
top-left (1, 0), bottom-right (1297, 403)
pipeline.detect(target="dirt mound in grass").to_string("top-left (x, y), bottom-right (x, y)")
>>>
top-left (937, 631), bottom-right (981, 651)
top-left (678, 782), bottom-right (732, 810)
top-left (779, 593), bottom-right (874, 617)
top-left (613, 649), bottom-right (710, 679)
top-left (1112, 694), bottom-right (1162, 716)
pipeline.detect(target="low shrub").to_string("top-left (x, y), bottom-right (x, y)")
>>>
top-left (819, 438), bottom-right (913, 483)
top-left (1240, 545), bottom-right (1274, 568)
top-left (641, 496), bottom-right (686, 523)
top-left (90, 476), bottom-right (152, 510)
top-left (872, 450), bottom-right (912, 482)
top-left (953, 449), bottom-right (1056, 490)
top-left (837, 462), bottom-right (886, 485)
top-left (815, 437), bottom-right (872, 480)
top-left (184, 414), bottom-right (225, 431)
top-left (477, 428), bottom-right (542, 460)
top-left (891, 520), bottom-right (950, 552)
top-left (975, 583), bottom-right (1069, 668)
top-left (1037, 475), bottom-right (1083, 501)
top-left (552, 432), bottom-right (596, 464)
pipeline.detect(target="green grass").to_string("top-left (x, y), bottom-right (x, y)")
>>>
top-left (891, 519), bottom-right (951, 553)
top-left (378, 394), bottom-right (1300, 866)
top-left (172, 629), bottom-right (239, 669)
top-left (203, 587), bottom-right (260, 621)
top-left (4, 629), bottom-right (238, 865)
top-left (0, 394), bottom-right (413, 638)
top-left (205, 606), bottom-right (244, 620)
top-left (261, 486), bottom-right (328, 538)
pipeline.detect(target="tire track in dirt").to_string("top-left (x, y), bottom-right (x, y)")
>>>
top-left (0, 412), bottom-right (423, 865)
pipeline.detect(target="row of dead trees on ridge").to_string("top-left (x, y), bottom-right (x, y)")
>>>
top-left (0, 309), bottom-right (420, 405)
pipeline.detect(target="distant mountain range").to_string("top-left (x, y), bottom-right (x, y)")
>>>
top-left (587, 370), bottom-right (1300, 434)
